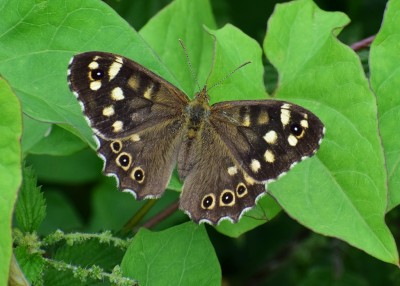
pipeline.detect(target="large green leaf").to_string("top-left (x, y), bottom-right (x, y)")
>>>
top-left (0, 0), bottom-right (176, 148)
top-left (0, 78), bottom-right (22, 285)
top-left (121, 222), bottom-right (221, 286)
top-left (264, 0), bottom-right (398, 264)
top-left (370, 0), bottom-right (400, 210)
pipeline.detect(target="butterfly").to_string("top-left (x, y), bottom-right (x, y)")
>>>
top-left (67, 51), bottom-right (324, 225)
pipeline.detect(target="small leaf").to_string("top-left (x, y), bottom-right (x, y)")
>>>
top-left (121, 222), bottom-right (221, 286)
top-left (15, 166), bottom-right (46, 233)
top-left (14, 247), bottom-right (45, 285)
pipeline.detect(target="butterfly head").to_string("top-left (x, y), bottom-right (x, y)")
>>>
top-left (194, 85), bottom-right (210, 103)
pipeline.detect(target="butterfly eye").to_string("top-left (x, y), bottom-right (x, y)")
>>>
top-left (201, 194), bottom-right (216, 210)
top-left (220, 190), bottom-right (235, 206)
top-left (290, 123), bottom-right (304, 137)
top-left (91, 69), bottom-right (104, 80)
top-left (116, 153), bottom-right (131, 170)
top-left (131, 167), bottom-right (145, 183)
top-left (236, 183), bottom-right (248, 198)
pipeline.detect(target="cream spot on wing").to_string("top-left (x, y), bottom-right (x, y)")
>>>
top-left (300, 119), bottom-right (308, 128)
top-left (280, 105), bottom-right (291, 126)
top-left (288, 134), bottom-right (298, 146)
top-left (250, 159), bottom-right (261, 173)
top-left (108, 59), bottom-right (123, 80)
top-left (227, 166), bottom-right (238, 176)
top-left (111, 87), bottom-right (124, 101)
top-left (244, 173), bottom-right (255, 185)
top-left (257, 112), bottom-right (269, 125)
top-left (263, 130), bottom-right (278, 144)
top-left (130, 134), bottom-right (140, 142)
top-left (264, 150), bottom-right (275, 163)
top-left (243, 114), bottom-right (251, 127)
top-left (90, 81), bottom-right (101, 91)
top-left (112, 121), bottom-right (123, 133)
top-left (128, 75), bottom-right (139, 90)
top-left (102, 106), bottom-right (115, 117)
top-left (88, 61), bottom-right (99, 70)
top-left (143, 85), bottom-right (153, 100)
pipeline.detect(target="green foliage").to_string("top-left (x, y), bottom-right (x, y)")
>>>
top-left (121, 222), bottom-right (221, 285)
top-left (1, 0), bottom-right (400, 284)
top-left (0, 77), bottom-right (22, 286)
top-left (15, 166), bottom-right (46, 233)
top-left (265, 0), bottom-right (396, 264)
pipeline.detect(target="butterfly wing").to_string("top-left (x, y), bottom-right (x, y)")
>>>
top-left (179, 100), bottom-right (324, 223)
top-left (178, 123), bottom-right (267, 224)
top-left (96, 118), bottom-right (184, 199)
top-left (68, 52), bottom-right (188, 198)
top-left (68, 51), bottom-right (189, 139)
top-left (210, 100), bottom-right (325, 182)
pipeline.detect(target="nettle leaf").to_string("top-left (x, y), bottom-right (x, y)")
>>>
top-left (370, 0), bottom-right (400, 211)
top-left (15, 166), bottom-right (46, 233)
top-left (264, 0), bottom-right (398, 264)
top-left (0, 78), bottom-right (22, 286)
top-left (121, 222), bottom-right (221, 286)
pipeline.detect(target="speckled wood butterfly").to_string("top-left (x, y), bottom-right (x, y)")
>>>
top-left (67, 51), bottom-right (324, 225)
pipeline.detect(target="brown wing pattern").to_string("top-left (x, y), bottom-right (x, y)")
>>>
top-left (68, 51), bottom-right (188, 139)
top-left (210, 100), bottom-right (325, 182)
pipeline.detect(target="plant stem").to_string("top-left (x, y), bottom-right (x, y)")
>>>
top-left (120, 199), bottom-right (157, 235)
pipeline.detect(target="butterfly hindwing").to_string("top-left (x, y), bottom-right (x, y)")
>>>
top-left (210, 100), bottom-right (325, 182)
top-left (68, 51), bottom-right (189, 139)
top-left (178, 123), bottom-right (267, 224)
top-left (97, 117), bottom-right (184, 199)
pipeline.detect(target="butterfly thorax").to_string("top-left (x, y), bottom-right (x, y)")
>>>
top-left (185, 87), bottom-right (211, 139)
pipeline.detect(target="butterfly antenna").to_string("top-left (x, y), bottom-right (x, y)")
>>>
top-left (207, 61), bottom-right (252, 92)
top-left (204, 32), bottom-right (217, 88)
top-left (179, 39), bottom-right (202, 92)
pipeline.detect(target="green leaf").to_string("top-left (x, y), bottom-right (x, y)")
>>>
top-left (0, 77), bottom-right (22, 286)
top-left (215, 194), bottom-right (281, 237)
top-left (14, 246), bottom-right (45, 285)
top-left (28, 125), bottom-right (87, 156)
top-left (264, 0), bottom-right (398, 264)
top-left (140, 0), bottom-right (217, 96)
top-left (204, 25), bottom-right (266, 103)
top-left (26, 148), bottom-right (102, 183)
top-left (15, 166), bottom-right (46, 233)
top-left (0, 0), bottom-right (176, 147)
top-left (21, 116), bottom-right (51, 155)
top-left (121, 222), bottom-right (221, 285)
top-left (370, 0), bottom-right (400, 210)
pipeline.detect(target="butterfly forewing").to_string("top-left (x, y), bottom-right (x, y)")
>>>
top-left (68, 51), bottom-right (188, 199)
top-left (68, 52), bottom-right (188, 139)
top-left (210, 100), bottom-right (325, 182)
